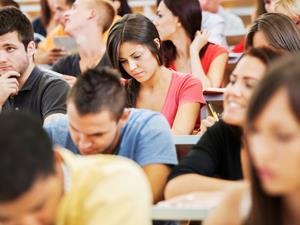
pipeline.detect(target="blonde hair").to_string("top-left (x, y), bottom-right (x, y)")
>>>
top-left (86, 0), bottom-right (115, 32)
top-left (274, 0), bottom-right (300, 17)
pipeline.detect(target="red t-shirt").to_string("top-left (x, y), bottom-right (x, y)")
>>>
top-left (161, 72), bottom-right (205, 128)
top-left (169, 43), bottom-right (228, 74)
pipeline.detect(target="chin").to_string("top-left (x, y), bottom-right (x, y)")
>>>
top-left (222, 114), bottom-right (243, 126)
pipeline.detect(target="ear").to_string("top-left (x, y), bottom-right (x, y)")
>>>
top-left (88, 8), bottom-right (97, 20)
top-left (118, 108), bottom-right (131, 127)
top-left (153, 38), bottom-right (161, 49)
top-left (26, 40), bottom-right (36, 57)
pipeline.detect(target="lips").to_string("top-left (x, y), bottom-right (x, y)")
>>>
top-left (132, 71), bottom-right (144, 78)
top-left (258, 167), bottom-right (276, 181)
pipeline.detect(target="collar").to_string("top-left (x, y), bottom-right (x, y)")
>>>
top-left (19, 66), bottom-right (41, 92)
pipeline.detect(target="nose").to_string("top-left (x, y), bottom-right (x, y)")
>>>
top-left (21, 215), bottom-right (41, 225)
top-left (78, 133), bottom-right (92, 150)
top-left (128, 59), bottom-right (137, 71)
top-left (227, 81), bottom-right (243, 97)
top-left (0, 51), bottom-right (8, 63)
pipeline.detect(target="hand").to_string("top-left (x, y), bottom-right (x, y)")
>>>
top-left (0, 71), bottom-right (20, 106)
top-left (190, 30), bottom-right (209, 54)
top-left (62, 75), bottom-right (77, 87)
top-left (197, 116), bottom-right (217, 135)
top-left (47, 47), bottom-right (69, 64)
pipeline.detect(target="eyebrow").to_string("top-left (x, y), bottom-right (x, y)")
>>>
top-left (119, 51), bottom-right (140, 60)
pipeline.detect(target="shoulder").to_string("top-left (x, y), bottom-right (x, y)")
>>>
top-left (125, 109), bottom-right (171, 135)
top-left (171, 71), bottom-right (202, 87)
top-left (206, 43), bottom-right (228, 56)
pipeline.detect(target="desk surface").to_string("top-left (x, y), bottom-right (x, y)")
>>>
top-left (152, 192), bottom-right (224, 221)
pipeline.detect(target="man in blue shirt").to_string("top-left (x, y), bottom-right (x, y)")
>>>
top-left (45, 67), bottom-right (177, 203)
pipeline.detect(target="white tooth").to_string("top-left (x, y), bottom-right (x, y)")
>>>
top-left (229, 101), bottom-right (241, 108)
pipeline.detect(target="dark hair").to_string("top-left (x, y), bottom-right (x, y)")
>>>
top-left (246, 13), bottom-right (300, 52)
top-left (107, 13), bottom-right (162, 107)
top-left (255, 0), bottom-right (267, 19)
top-left (0, 111), bottom-right (54, 202)
top-left (41, 0), bottom-right (75, 29)
top-left (114, 0), bottom-right (132, 16)
top-left (68, 67), bottom-right (126, 120)
top-left (0, 0), bottom-right (20, 8)
top-left (245, 54), bottom-right (300, 225)
top-left (160, 0), bottom-right (209, 67)
top-left (0, 7), bottom-right (33, 48)
top-left (241, 47), bottom-right (285, 66)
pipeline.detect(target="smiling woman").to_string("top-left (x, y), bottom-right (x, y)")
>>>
top-left (164, 47), bottom-right (284, 199)
top-left (107, 13), bottom-right (205, 135)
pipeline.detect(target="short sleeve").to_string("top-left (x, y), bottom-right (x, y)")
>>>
top-left (168, 121), bottom-right (225, 180)
top-left (136, 113), bottom-right (178, 166)
top-left (41, 78), bottom-right (69, 119)
top-left (201, 44), bottom-right (228, 74)
top-left (177, 75), bottom-right (205, 106)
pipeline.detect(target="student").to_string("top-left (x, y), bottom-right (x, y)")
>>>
top-left (154, 0), bottom-right (228, 88)
top-left (45, 67), bottom-right (177, 203)
top-left (0, 7), bottom-right (69, 123)
top-left (107, 13), bottom-right (204, 134)
top-left (35, 0), bottom-right (74, 65)
top-left (199, 0), bottom-right (246, 36)
top-left (32, 0), bottom-right (60, 37)
top-left (204, 54), bottom-right (300, 225)
top-left (164, 48), bottom-right (282, 199)
top-left (0, 111), bottom-right (152, 225)
top-left (111, 0), bottom-right (132, 16)
top-left (274, 0), bottom-right (300, 28)
top-left (52, 0), bottom-right (114, 86)
top-left (246, 13), bottom-right (300, 52)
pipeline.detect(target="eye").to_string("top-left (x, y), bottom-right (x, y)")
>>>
top-left (229, 75), bottom-right (236, 85)
top-left (6, 47), bottom-right (16, 53)
top-left (119, 59), bottom-right (127, 64)
top-left (273, 132), bottom-right (294, 143)
top-left (133, 55), bottom-right (141, 59)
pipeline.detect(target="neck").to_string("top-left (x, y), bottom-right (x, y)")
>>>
top-left (19, 61), bottom-right (35, 88)
top-left (140, 66), bottom-right (170, 90)
top-left (169, 29), bottom-right (191, 59)
top-left (74, 26), bottom-right (105, 61)
top-left (283, 189), bottom-right (300, 224)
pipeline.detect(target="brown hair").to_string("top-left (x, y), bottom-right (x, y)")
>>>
top-left (246, 13), bottom-right (300, 52)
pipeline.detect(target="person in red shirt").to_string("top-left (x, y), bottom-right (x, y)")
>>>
top-left (154, 0), bottom-right (228, 88)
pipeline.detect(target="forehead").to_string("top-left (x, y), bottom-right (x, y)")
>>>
top-left (232, 55), bottom-right (266, 80)
top-left (254, 88), bottom-right (300, 129)
top-left (67, 102), bottom-right (116, 131)
top-left (0, 31), bottom-right (22, 45)
top-left (158, 1), bottom-right (172, 14)
top-left (119, 42), bottom-right (147, 57)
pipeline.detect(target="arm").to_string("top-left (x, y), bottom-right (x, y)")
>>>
top-left (190, 30), bottom-right (211, 89)
top-left (165, 173), bottom-right (245, 199)
top-left (172, 102), bottom-right (201, 135)
top-left (206, 53), bottom-right (228, 88)
top-left (203, 182), bottom-right (249, 225)
top-left (43, 113), bottom-right (66, 126)
top-left (136, 112), bottom-right (178, 203)
top-left (142, 164), bottom-right (171, 203)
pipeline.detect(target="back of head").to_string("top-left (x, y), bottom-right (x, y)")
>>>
top-left (274, 0), bottom-right (300, 18)
top-left (162, 0), bottom-right (202, 40)
top-left (0, 0), bottom-right (20, 8)
top-left (0, 7), bottom-right (33, 48)
top-left (86, 0), bottom-right (115, 32)
top-left (0, 111), bottom-right (54, 202)
top-left (107, 13), bottom-right (162, 79)
top-left (68, 67), bottom-right (126, 120)
top-left (246, 13), bottom-right (300, 52)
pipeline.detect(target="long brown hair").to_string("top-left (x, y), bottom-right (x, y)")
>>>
top-left (160, 0), bottom-right (209, 67)
top-left (107, 13), bottom-right (163, 107)
top-left (245, 54), bottom-right (300, 225)
top-left (246, 13), bottom-right (300, 52)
